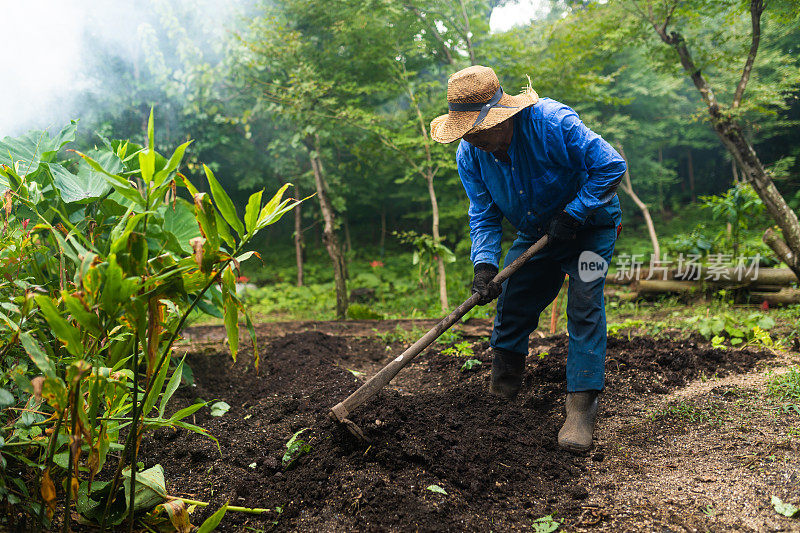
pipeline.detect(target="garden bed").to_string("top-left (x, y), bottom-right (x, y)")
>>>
top-left (138, 326), bottom-right (800, 531)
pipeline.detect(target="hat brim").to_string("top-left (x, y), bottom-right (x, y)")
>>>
top-left (430, 90), bottom-right (539, 144)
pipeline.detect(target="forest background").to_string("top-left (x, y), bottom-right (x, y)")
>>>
top-left (5, 0), bottom-right (800, 321)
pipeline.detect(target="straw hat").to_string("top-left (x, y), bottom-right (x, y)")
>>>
top-left (430, 65), bottom-right (538, 144)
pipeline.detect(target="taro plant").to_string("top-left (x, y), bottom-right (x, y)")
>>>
top-left (0, 111), bottom-right (303, 530)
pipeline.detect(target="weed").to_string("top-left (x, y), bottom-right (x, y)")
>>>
top-left (686, 311), bottom-right (774, 347)
top-left (532, 514), bottom-right (562, 532)
top-left (282, 429), bottom-right (312, 468)
top-left (766, 367), bottom-right (800, 413)
top-left (460, 359), bottom-right (482, 372)
top-left (437, 329), bottom-right (463, 345)
top-left (441, 341), bottom-right (474, 358)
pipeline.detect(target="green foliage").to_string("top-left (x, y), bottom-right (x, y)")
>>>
top-left (0, 115), bottom-right (301, 528)
top-left (426, 484), bottom-right (447, 495)
top-left (346, 304), bottom-right (386, 320)
top-left (771, 496), bottom-right (799, 518)
top-left (686, 311), bottom-right (774, 346)
top-left (460, 359), bottom-right (482, 372)
top-left (210, 401), bottom-right (231, 417)
top-left (441, 341), bottom-right (474, 358)
top-left (282, 428), bottom-right (312, 468)
top-left (532, 514), bottom-right (562, 533)
top-left (767, 367), bottom-right (800, 414)
top-left (700, 184), bottom-right (766, 256)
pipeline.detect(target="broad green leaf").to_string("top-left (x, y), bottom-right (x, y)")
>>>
top-left (72, 150), bottom-right (144, 206)
top-left (19, 332), bottom-right (56, 378)
top-left (215, 210), bottom-right (235, 249)
top-left (771, 496), bottom-right (799, 518)
top-left (204, 164), bottom-right (244, 238)
top-left (0, 389), bottom-right (14, 409)
top-left (49, 162), bottom-right (112, 204)
top-left (141, 354), bottom-right (170, 418)
top-left (153, 140), bottom-right (192, 187)
top-left (34, 296), bottom-right (83, 357)
top-left (210, 401), bottom-right (230, 417)
top-left (61, 293), bottom-right (101, 336)
top-left (196, 502), bottom-right (228, 533)
top-left (193, 193), bottom-right (219, 252)
top-left (244, 189), bottom-right (263, 235)
top-left (222, 267), bottom-right (239, 360)
top-left (122, 464), bottom-right (167, 512)
top-left (162, 200), bottom-right (202, 255)
top-left (139, 149), bottom-right (156, 185)
top-left (158, 359), bottom-right (184, 418)
top-left (0, 121), bottom-right (77, 171)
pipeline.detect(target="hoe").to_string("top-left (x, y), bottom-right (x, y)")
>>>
top-left (330, 235), bottom-right (549, 442)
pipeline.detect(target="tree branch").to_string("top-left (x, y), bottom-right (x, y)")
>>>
top-left (732, 0), bottom-right (764, 109)
top-left (403, 4), bottom-right (455, 65)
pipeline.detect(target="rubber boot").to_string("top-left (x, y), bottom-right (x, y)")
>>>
top-left (489, 348), bottom-right (525, 400)
top-left (558, 391), bottom-right (600, 453)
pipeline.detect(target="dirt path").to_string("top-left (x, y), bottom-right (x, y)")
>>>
top-left (140, 325), bottom-right (800, 532)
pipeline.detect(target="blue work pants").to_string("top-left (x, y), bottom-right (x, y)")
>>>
top-left (490, 198), bottom-right (621, 392)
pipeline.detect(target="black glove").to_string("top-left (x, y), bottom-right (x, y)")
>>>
top-left (472, 263), bottom-right (502, 305)
top-left (547, 210), bottom-right (582, 242)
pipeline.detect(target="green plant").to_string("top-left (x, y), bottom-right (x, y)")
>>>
top-left (460, 359), bottom-right (482, 372)
top-left (767, 367), bottom-right (800, 414)
top-left (282, 428), bottom-right (312, 468)
top-left (686, 311), bottom-right (774, 346)
top-left (394, 230), bottom-right (455, 288)
top-left (532, 514), bottom-right (562, 532)
top-left (346, 303), bottom-right (385, 320)
top-left (441, 341), bottom-right (474, 358)
top-left (700, 184), bottom-right (765, 257)
top-left (0, 113), bottom-right (302, 529)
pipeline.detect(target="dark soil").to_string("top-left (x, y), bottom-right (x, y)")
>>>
top-left (136, 329), bottom-right (781, 532)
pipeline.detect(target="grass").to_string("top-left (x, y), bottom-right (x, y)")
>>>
top-left (767, 367), bottom-right (800, 415)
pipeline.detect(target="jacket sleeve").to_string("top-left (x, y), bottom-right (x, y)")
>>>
top-left (457, 145), bottom-right (503, 268)
top-left (545, 105), bottom-right (626, 223)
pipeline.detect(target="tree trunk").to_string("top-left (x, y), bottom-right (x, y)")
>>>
top-left (732, 159), bottom-right (740, 184)
top-left (657, 146), bottom-right (665, 213)
top-left (427, 173), bottom-right (449, 312)
top-left (379, 207), bottom-right (386, 259)
top-left (645, 2), bottom-right (800, 280)
top-left (457, 0), bottom-right (477, 65)
top-left (616, 143), bottom-right (660, 259)
top-left (294, 185), bottom-right (304, 287)
top-left (686, 148), bottom-right (696, 202)
top-left (309, 136), bottom-right (348, 319)
top-left (344, 216), bottom-right (352, 257)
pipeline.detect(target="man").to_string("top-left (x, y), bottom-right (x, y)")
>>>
top-left (430, 65), bottom-right (624, 453)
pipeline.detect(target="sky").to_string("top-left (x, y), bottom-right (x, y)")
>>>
top-left (0, 0), bottom-right (549, 136)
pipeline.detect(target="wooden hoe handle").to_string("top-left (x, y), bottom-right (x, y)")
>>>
top-left (330, 235), bottom-right (549, 424)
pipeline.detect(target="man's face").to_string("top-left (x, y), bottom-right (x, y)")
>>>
top-left (462, 118), bottom-right (513, 154)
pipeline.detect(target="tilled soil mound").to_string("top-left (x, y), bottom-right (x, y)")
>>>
top-left (140, 331), bottom-right (771, 531)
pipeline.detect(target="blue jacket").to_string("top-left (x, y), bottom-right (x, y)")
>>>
top-left (456, 98), bottom-right (626, 267)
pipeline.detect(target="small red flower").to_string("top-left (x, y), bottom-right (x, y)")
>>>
top-left (236, 276), bottom-right (250, 283)
top-left (22, 219), bottom-right (29, 231)
top-left (760, 300), bottom-right (769, 311)
top-left (370, 260), bottom-right (384, 268)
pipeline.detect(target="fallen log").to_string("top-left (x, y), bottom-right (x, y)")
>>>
top-left (607, 267), bottom-right (798, 286)
top-left (750, 288), bottom-right (800, 306)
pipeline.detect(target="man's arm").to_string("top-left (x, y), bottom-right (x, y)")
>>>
top-left (457, 145), bottom-right (503, 267)
top-left (546, 105), bottom-right (626, 223)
